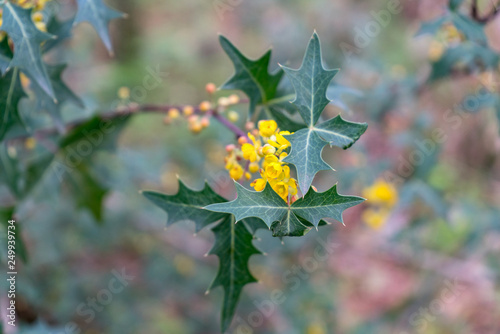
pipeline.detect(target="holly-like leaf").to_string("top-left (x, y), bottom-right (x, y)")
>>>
top-left (0, 144), bottom-right (54, 200)
top-left (208, 215), bottom-right (261, 333)
top-left (66, 164), bottom-right (108, 221)
top-left (142, 180), bottom-right (262, 332)
top-left (0, 2), bottom-right (55, 98)
top-left (219, 35), bottom-right (283, 114)
top-left (279, 33), bottom-right (367, 193)
top-left (0, 68), bottom-right (27, 141)
top-left (142, 179), bottom-right (228, 232)
top-left (0, 37), bottom-right (13, 74)
top-left (206, 182), bottom-right (364, 237)
top-left (30, 64), bottom-right (84, 130)
top-left (74, 0), bottom-right (125, 54)
top-left (42, 17), bottom-right (74, 53)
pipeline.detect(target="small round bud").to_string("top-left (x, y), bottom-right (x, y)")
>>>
top-left (228, 94), bottom-right (240, 105)
top-left (190, 122), bottom-right (203, 134)
top-left (218, 97), bottom-right (230, 107)
top-left (238, 136), bottom-right (247, 145)
top-left (118, 87), bottom-right (130, 99)
top-left (168, 108), bottom-right (180, 119)
top-left (188, 115), bottom-right (199, 124)
top-left (262, 144), bottom-right (276, 156)
top-left (245, 172), bottom-right (251, 180)
top-left (245, 121), bottom-right (255, 131)
top-left (25, 137), bottom-right (36, 150)
top-left (183, 105), bottom-right (194, 116)
top-left (32, 12), bottom-right (44, 22)
top-left (249, 162), bottom-right (259, 173)
top-left (199, 101), bottom-right (212, 112)
top-left (205, 83), bottom-right (217, 94)
top-left (225, 144), bottom-right (236, 152)
top-left (200, 117), bottom-right (210, 128)
top-left (227, 110), bottom-right (239, 123)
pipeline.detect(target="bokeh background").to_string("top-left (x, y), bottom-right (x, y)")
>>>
top-left (1, 0), bottom-right (500, 333)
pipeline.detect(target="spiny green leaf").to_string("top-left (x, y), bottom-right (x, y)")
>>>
top-left (66, 164), bottom-right (107, 221)
top-left (142, 179), bottom-right (228, 232)
top-left (0, 37), bottom-right (12, 74)
top-left (30, 64), bottom-right (84, 130)
top-left (219, 35), bottom-right (283, 114)
top-left (278, 33), bottom-right (367, 193)
top-left (0, 144), bottom-right (54, 200)
top-left (1, 2), bottom-right (55, 98)
top-left (315, 115), bottom-right (368, 149)
top-left (280, 33), bottom-right (338, 127)
top-left (205, 182), bottom-right (364, 237)
top-left (42, 17), bottom-right (74, 53)
top-left (142, 180), bottom-right (262, 332)
top-left (208, 215), bottom-right (261, 333)
top-left (0, 68), bottom-right (27, 141)
top-left (74, 0), bottom-right (126, 54)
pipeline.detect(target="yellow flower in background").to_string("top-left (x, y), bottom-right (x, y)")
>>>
top-left (428, 40), bottom-right (444, 62)
top-left (362, 179), bottom-right (398, 207)
top-left (361, 178), bottom-right (398, 229)
top-left (258, 119), bottom-right (277, 137)
top-left (362, 208), bottom-right (390, 230)
top-left (306, 323), bottom-right (326, 334)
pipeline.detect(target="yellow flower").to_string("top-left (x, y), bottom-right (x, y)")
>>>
top-left (229, 163), bottom-right (244, 180)
top-left (249, 162), bottom-right (259, 173)
top-left (362, 208), bottom-right (389, 230)
top-left (258, 120), bottom-right (277, 137)
top-left (261, 144), bottom-right (276, 156)
top-left (362, 179), bottom-right (398, 207)
top-left (242, 143), bottom-right (258, 162)
top-left (272, 181), bottom-right (288, 200)
top-left (250, 178), bottom-right (267, 191)
top-left (265, 162), bottom-right (282, 179)
top-left (268, 131), bottom-right (292, 151)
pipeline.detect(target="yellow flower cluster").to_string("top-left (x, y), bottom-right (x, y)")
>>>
top-left (224, 119), bottom-right (298, 203)
top-left (428, 23), bottom-right (464, 61)
top-left (361, 179), bottom-right (398, 230)
top-left (0, 0), bottom-right (50, 40)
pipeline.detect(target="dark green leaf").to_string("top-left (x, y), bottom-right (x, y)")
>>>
top-left (0, 207), bottom-right (28, 263)
top-left (0, 144), bottom-right (54, 199)
top-left (0, 37), bottom-right (13, 74)
top-left (0, 68), bottom-right (27, 141)
top-left (219, 35), bottom-right (283, 114)
top-left (42, 17), bottom-right (74, 53)
top-left (142, 179), bottom-right (228, 232)
top-left (208, 215), bottom-right (261, 333)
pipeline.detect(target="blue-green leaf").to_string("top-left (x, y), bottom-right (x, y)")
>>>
top-left (205, 182), bottom-right (364, 237)
top-left (1, 2), bottom-right (55, 98)
top-left (74, 0), bottom-right (125, 54)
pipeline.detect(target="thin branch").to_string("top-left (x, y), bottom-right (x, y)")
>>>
top-left (6, 102), bottom-right (248, 143)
